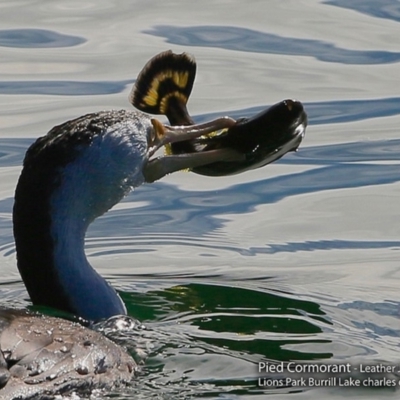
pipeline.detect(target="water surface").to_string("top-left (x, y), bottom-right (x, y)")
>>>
top-left (0, 0), bottom-right (399, 398)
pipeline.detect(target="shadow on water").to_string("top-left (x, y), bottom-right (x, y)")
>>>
top-left (0, 28), bottom-right (85, 48)
top-left (143, 25), bottom-right (400, 65)
top-left (324, 0), bottom-right (400, 23)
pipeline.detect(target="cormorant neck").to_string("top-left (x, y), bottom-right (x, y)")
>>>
top-left (13, 183), bottom-right (126, 321)
top-left (12, 120), bottom-right (142, 321)
top-left (50, 209), bottom-right (127, 321)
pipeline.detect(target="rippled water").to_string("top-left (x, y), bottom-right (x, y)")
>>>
top-left (1, 0), bottom-right (400, 399)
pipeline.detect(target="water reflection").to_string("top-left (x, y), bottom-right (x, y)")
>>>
top-left (337, 301), bottom-right (400, 338)
top-left (144, 25), bottom-right (400, 65)
top-left (0, 139), bottom-right (31, 167)
top-left (2, 136), bottom-right (400, 256)
top-left (0, 79), bottom-right (134, 96)
top-left (118, 282), bottom-right (397, 398)
top-left (291, 139), bottom-right (400, 165)
top-left (199, 97), bottom-right (400, 126)
top-left (249, 239), bottom-right (400, 255)
top-left (325, 0), bottom-right (400, 23)
top-left (0, 2), bottom-right (399, 398)
top-left (79, 159), bottom-right (400, 256)
top-left (122, 282), bottom-right (332, 360)
top-left (0, 28), bottom-right (85, 48)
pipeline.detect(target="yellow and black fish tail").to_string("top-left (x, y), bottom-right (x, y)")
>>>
top-left (129, 50), bottom-right (196, 125)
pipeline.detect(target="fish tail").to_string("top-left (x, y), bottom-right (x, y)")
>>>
top-left (129, 50), bottom-right (196, 125)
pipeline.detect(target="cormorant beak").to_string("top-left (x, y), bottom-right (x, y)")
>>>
top-left (143, 117), bottom-right (244, 182)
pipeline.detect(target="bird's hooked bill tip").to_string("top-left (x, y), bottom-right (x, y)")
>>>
top-left (284, 99), bottom-right (296, 111)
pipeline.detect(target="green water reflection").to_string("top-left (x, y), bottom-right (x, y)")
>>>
top-left (123, 283), bottom-right (333, 363)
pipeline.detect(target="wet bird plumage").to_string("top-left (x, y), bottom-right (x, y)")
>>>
top-left (0, 309), bottom-right (134, 399)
